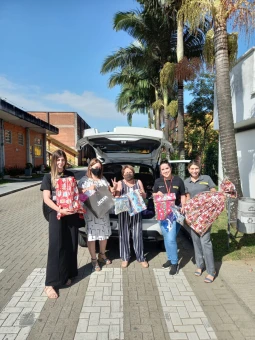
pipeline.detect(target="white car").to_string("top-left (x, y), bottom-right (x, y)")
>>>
top-left (76, 126), bottom-right (175, 248)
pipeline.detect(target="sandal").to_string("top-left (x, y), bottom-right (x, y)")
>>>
top-left (66, 279), bottom-right (72, 286)
top-left (140, 261), bottom-right (149, 268)
top-left (204, 272), bottom-right (216, 283)
top-left (98, 252), bottom-right (112, 265)
top-left (194, 268), bottom-right (203, 277)
top-left (91, 258), bottom-right (101, 272)
top-left (44, 286), bottom-right (58, 299)
top-left (121, 261), bottom-right (128, 268)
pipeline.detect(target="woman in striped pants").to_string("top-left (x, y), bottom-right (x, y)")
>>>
top-left (115, 165), bottom-right (148, 268)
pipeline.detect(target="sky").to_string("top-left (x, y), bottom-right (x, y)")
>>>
top-left (0, 0), bottom-right (254, 132)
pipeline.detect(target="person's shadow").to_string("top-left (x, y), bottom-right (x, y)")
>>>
top-left (177, 228), bottom-right (196, 271)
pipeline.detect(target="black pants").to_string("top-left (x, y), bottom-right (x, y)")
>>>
top-left (45, 211), bottom-right (79, 287)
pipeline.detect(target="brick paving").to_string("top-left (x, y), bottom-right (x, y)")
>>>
top-left (0, 268), bottom-right (47, 339)
top-left (0, 180), bottom-right (255, 340)
top-left (74, 268), bottom-right (123, 340)
top-left (154, 269), bottom-right (217, 339)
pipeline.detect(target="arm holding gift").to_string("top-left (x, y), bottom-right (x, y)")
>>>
top-left (137, 179), bottom-right (146, 199)
top-left (43, 189), bottom-right (76, 216)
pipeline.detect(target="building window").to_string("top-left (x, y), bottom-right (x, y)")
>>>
top-left (34, 138), bottom-right (42, 157)
top-left (18, 133), bottom-right (24, 146)
top-left (5, 130), bottom-right (12, 144)
top-left (34, 137), bottom-right (42, 145)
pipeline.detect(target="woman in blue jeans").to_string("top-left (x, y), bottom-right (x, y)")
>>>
top-left (153, 160), bottom-right (186, 275)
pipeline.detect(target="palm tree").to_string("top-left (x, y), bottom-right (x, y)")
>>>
top-left (101, 43), bottom-right (162, 128)
top-left (101, 8), bottom-right (177, 130)
top-left (178, 1), bottom-right (255, 197)
top-left (160, 62), bottom-right (175, 140)
top-left (111, 69), bottom-right (155, 126)
top-left (137, 0), bottom-right (206, 178)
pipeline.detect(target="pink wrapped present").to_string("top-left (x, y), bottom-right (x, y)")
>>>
top-left (79, 193), bottom-right (89, 202)
top-left (153, 193), bottom-right (176, 221)
top-left (56, 177), bottom-right (86, 219)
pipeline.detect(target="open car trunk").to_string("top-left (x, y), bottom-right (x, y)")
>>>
top-left (76, 126), bottom-right (173, 168)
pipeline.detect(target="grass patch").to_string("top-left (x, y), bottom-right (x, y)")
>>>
top-left (211, 210), bottom-right (255, 261)
top-left (0, 179), bottom-right (10, 185)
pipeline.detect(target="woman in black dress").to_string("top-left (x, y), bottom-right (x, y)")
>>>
top-left (41, 149), bottom-right (80, 299)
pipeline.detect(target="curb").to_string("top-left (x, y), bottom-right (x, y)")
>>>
top-left (0, 182), bottom-right (41, 197)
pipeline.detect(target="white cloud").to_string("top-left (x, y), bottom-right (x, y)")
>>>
top-left (0, 76), bottom-right (55, 111)
top-left (0, 75), bottom-right (148, 131)
top-left (44, 90), bottom-right (122, 119)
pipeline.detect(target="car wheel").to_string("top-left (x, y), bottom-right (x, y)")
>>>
top-left (78, 232), bottom-right (87, 247)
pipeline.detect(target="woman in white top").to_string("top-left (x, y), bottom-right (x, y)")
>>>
top-left (78, 158), bottom-right (116, 271)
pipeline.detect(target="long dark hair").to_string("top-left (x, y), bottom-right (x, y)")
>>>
top-left (159, 159), bottom-right (172, 169)
top-left (86, 158), bottom-right (103, 179)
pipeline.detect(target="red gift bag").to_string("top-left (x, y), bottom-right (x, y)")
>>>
top-left (56, 177), bottom-right (86, 219)
top-left (153, 193), bottom-right (176, 220)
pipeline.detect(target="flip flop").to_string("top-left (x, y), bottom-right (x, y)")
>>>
top-left (65, 279), bottom-right (72, 286)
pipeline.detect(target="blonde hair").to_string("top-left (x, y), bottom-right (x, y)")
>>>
top-left (50, 149), bottom-right (67, 187)
top-left (86, 158), bottom-right (103, 179)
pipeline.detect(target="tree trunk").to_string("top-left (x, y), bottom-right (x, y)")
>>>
top-left (177, 18), bottom-right (185, 179)
top-left (177, 18), bottom-right (184, 62)
top-left (177, 80), bottom-right (185, 159)
top-left (163, 90), bottom-right (169, 140)
top-left (155, 88), bottom-right (161, 130)
top-left (148, 110), bottom-right (151, 128)
top-left (214, 21), bottom-right (243, 198)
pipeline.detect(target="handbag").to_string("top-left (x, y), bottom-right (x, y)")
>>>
top-left (85, 186), bottom-right (115, 218)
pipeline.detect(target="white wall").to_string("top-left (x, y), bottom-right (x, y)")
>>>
top-left (215, 47), bottom-right (255, 198)
top-left (218, 129), bottom-right (255, 198)
top-left (236, 130), bottom-right (255, 198)
top-left (214, 47), bottom-right (255, 129)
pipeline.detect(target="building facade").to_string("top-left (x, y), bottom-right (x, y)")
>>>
top-left (0, 99), bottom-right (58, 174)
top-left (29, 111), bottom-right (91, 166)
top-left (214, 47), bottom-right (255, 198)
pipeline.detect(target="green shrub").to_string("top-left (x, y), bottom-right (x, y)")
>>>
top-left (4, 166), bottom-right (24, 176)
top-left (33, 165), bottom-right (41, 171)
top-left (25, 162), bottom-right (33, 169)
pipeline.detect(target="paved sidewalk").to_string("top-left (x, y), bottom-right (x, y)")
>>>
top-left (0, 177), bottom-right (255, 339)
top-left (0, 178), bottom-right (42, 197)
top-left (0, 167), bottom-right (86, 197)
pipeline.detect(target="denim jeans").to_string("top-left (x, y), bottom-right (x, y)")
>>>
top-left (160, 220), bottom-right (181, 265)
